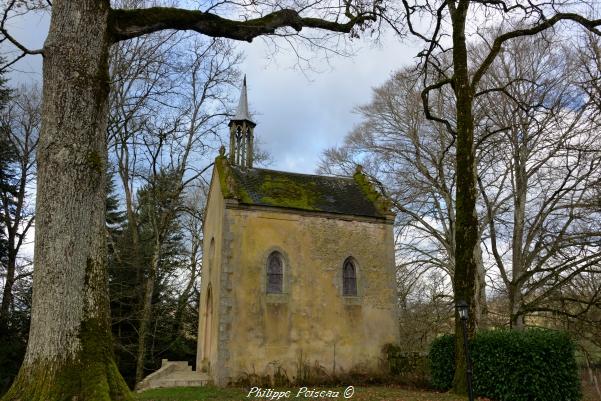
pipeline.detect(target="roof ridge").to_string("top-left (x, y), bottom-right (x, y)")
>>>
top-left (232, 166), bottom-right (355, 181)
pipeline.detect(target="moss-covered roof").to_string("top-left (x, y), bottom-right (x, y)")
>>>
top-left (215, 157), bottom-right (391, 219)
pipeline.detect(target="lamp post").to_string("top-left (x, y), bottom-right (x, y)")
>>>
top-left (457, 300), bottom-right (474, 401)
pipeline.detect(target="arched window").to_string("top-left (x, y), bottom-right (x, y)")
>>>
top-left (202, 284), bottom-right (213, 361)
top-left (208, 238), bottom-right (215, 276)
top-left (267, 251), bottom-right (284, 294)
top-left (343, 258), bottom-right (357, 296)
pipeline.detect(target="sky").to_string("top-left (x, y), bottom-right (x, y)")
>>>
top-left (238, 35), bottom-right (418, 173)
top-left (4, 7), bottom-right (420, 175)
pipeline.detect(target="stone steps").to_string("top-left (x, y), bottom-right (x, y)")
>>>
top-left (151, 378), bottom-right (210, 388)
top-left (136, 359), bottom-right (212, 391)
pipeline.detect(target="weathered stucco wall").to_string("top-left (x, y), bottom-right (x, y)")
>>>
top-left (221, 208), bottom-right (398, 383)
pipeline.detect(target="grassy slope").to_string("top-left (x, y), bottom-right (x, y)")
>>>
top-left (136, 386), bottom-right (467, 401)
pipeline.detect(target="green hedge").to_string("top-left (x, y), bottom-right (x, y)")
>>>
top-left (428, 329), bottom-right (581, 401)
top-left (428, 334), bottom-right (455, 390)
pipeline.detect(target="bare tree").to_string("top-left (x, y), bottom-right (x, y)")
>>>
top-left (106, 10), bottom-right (186, 342)
top-left (395, 265), bottom-right (455, 351)
top-left (321, 26), bottom-right (601, 391)
top-left (476, 32), bottom-right (601, 330)
top-left (107, 24), bottom-right (241, 383)
top-left (576, 33), bottom-right (601, 119)
top-left (105, 22), bottom-right (184, 385)
top-left (318, 66), bottom-right (487, 325)
top-left (173, 186), bottom-right (205, 342)
top-left (384, 1), bottom-right (601, 392)
top-left (0, 85), bottom-right (39, 326)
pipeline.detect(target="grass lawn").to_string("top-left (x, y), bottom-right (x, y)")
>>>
top-left (135, 386), bottom-right (467, 401)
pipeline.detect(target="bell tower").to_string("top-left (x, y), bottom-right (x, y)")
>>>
top-left (229, 76), bottom-right (256, 168)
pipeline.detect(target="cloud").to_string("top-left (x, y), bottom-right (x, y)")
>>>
top-left (238, 32), bottom-right (419, 174)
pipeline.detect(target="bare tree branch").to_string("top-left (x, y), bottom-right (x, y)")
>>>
top-left (108, 5), bottom-right (377, 43)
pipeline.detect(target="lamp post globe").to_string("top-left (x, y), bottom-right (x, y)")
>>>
top-left (456, 299), bottom-right (474, 401)
top-left (457, 300), bottom-right (469, 320)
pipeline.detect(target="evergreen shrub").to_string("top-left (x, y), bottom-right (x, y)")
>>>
top-left (428, 334), bottom-right (455, 390)
top-left (427, 329), bottom-right (581, 401)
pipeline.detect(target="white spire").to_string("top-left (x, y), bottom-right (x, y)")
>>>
top-left (232, 75), bottom-right (254, 123)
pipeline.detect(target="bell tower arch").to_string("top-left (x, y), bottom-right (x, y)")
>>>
top-left (229, 76), bottom-right (256, 168)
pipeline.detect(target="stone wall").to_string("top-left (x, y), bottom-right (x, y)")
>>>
top-left (196, 173), bottom-right (225, 376)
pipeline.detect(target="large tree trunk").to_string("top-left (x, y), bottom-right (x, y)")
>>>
top-left (449, 0), bottom-right (479, 394)
top-left (449, 240), bottom-right (487, 328)
top-left (509, 287), bottom-right (525, 330)
top-left (2, 1), bottom-right (131, 400)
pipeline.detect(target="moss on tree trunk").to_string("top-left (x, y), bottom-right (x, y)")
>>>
top-left (2, 323), bottom-right (132, 401)
top-left (449, 0), bottom-right (479, 395)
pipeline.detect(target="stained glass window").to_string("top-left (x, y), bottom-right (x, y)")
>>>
top-left (267, 252), bottom-right (283, 294)
top-left (343, 259), bottom-right (357, 296)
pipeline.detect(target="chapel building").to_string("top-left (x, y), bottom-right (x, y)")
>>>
top-left (197, 78), bottom-right (400, 385)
